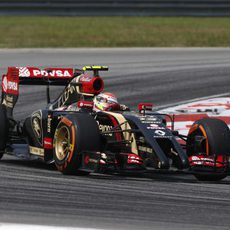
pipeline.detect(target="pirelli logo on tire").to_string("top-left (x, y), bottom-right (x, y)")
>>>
top-left (53, 116), bottom-right (76, 172)
top-left (61, 117), bottom-right (73, 127)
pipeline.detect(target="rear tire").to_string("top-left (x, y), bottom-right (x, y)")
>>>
top-left (0, 105), bottom-right (8, 159)
top-left (53, 113), bottom-right (101, 175)
top-left (187, 118), bottom-right (230, 181)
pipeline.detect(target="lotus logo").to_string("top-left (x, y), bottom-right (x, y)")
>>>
top-left (32, 117), bottom-right (41, 138)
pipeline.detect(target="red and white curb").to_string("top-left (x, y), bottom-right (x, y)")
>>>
top-left (158, 93), bottom-right (230, 136)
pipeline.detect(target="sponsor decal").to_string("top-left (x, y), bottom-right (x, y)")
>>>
top-left (127, 153), bottom-right (143, 164)
top-left (153, 134), bottom-right (173, 140)
top-left (189, 155), bottom-right (227, 168)
top-left (57, 85), bottom-right (76, 107)
top-left (98, 124), bottom-right (113, 132)
top-left (138, 146), bottom-right (153, 154)
top-left (7, 81), bottom-right (18, 91)
top-left (44, 137), bottom-right (53, 149)
top-left (2, 99), bottom-right (13, 108)
top-left (31, 111), bottom-right (43, 145)
top-left (147, 126), bottom-right (165, 130)
top-left (32, 117), bottom-right (41, 138)
top-left (33, 69), bottom-right (71, 77)
top-left (61, 117), bottom-right (72, 127)
top-left (18, 67), bottom-right (30, 77)
top-left (17, 67), bottom-right (73, 78)
top-left (146, 123), bottom-right (165, 130)
top-left (142, 120), bottom-right (158, 124)
top-left (96, 121), bottom-right (113, 132)
top-left (153, 135), bottom-right (172, 139)
top-left (2, 75), bottom-right (18, 95)
top-left (140, 117), bottom-right (157, 121)
top-left (149, 124), bottom-right (159, 128)
top-left (47, 115), bottom-right (52, 133)
top-left (29, 146), bottom-right (44, 157)
top-left (80, 74), bottom-right (92, 82)
top-left (138, 136), bottom-right (145, 143)
top-left (2, 95), bottom-right (14, 108)
top-left (154, 130), bottom-right (166, 136)
top-left (2, 76), bottom-right (7, 92)
top-left (191, 156), bottom-right (205, 163)
top-left (77, 101), bottom-right (93, 108)
top-left (5, 95), bottom-right (13, 103)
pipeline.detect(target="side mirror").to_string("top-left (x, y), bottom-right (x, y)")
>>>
top-left (138, 103), bottom-right (153, 114)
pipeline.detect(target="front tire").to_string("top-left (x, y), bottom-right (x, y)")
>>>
top-left (187, 118), bottom-right (230, 181)
top-left (187, 118), bottom-right (230, 156)
top-left (53, 113), bottom-right (101, 175)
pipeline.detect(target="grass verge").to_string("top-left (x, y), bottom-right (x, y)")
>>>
top-left (1, 17), bottom-right (230, 47)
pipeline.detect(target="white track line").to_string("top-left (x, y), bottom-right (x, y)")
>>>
top-left (0, 223), bottom-right (100, 230)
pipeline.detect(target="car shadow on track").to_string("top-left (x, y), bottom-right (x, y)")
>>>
top-left (90, 171), bottom-right (230, 184)
top-left (0, 158), bottom-right (57, 171)
top-left (1, 158), bottom-right (230, 184)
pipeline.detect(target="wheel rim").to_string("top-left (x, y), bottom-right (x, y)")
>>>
top-left (55, 126), bottom-right (71, 161)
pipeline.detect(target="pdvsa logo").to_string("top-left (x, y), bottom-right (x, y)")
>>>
top-left (33, 70), bottom-right (72, 77)
top-left (17, 67), bottom-right (72, 77)
top-left (18, 67), bottom-right (30, 77)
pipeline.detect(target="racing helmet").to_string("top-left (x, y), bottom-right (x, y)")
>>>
top-left (93, 92), bottom-right (119, 112)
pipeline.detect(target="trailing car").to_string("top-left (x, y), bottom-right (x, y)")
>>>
top-left (1, 65), bottom-right (230, 181)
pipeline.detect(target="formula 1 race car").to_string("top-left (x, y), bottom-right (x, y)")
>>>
top-left (1, 66), bottom-right (230, 181)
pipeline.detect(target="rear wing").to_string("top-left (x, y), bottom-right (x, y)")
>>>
top-left (2, 66), bottom-right (76, 95)
top-left (19, 67), bottom-right (76, 85)
top-left (1, 66), bottom-right (107, 118)
top-left (2, 65), bottom-right (108, 94)
top-left (14, 67), bottom-right (74, 85)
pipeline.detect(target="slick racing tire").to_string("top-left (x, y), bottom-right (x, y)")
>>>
top-left (0, 105), bottom-right (8, 159)
top-left (53, 113), bottom-right (101, 175)
top-left (187, 118), bottom-right (230, 181)
top-left (187, 118), bottom-right (230, 156)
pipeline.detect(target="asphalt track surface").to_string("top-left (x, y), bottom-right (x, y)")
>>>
top-left (0, 48), bottom-right (230, 229)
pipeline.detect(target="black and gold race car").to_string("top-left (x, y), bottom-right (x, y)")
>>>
top-left (1, 66), bottom-right (230, 181)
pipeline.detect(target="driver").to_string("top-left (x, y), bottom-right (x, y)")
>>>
top-left (93, 92), bottom-right (120, 112)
